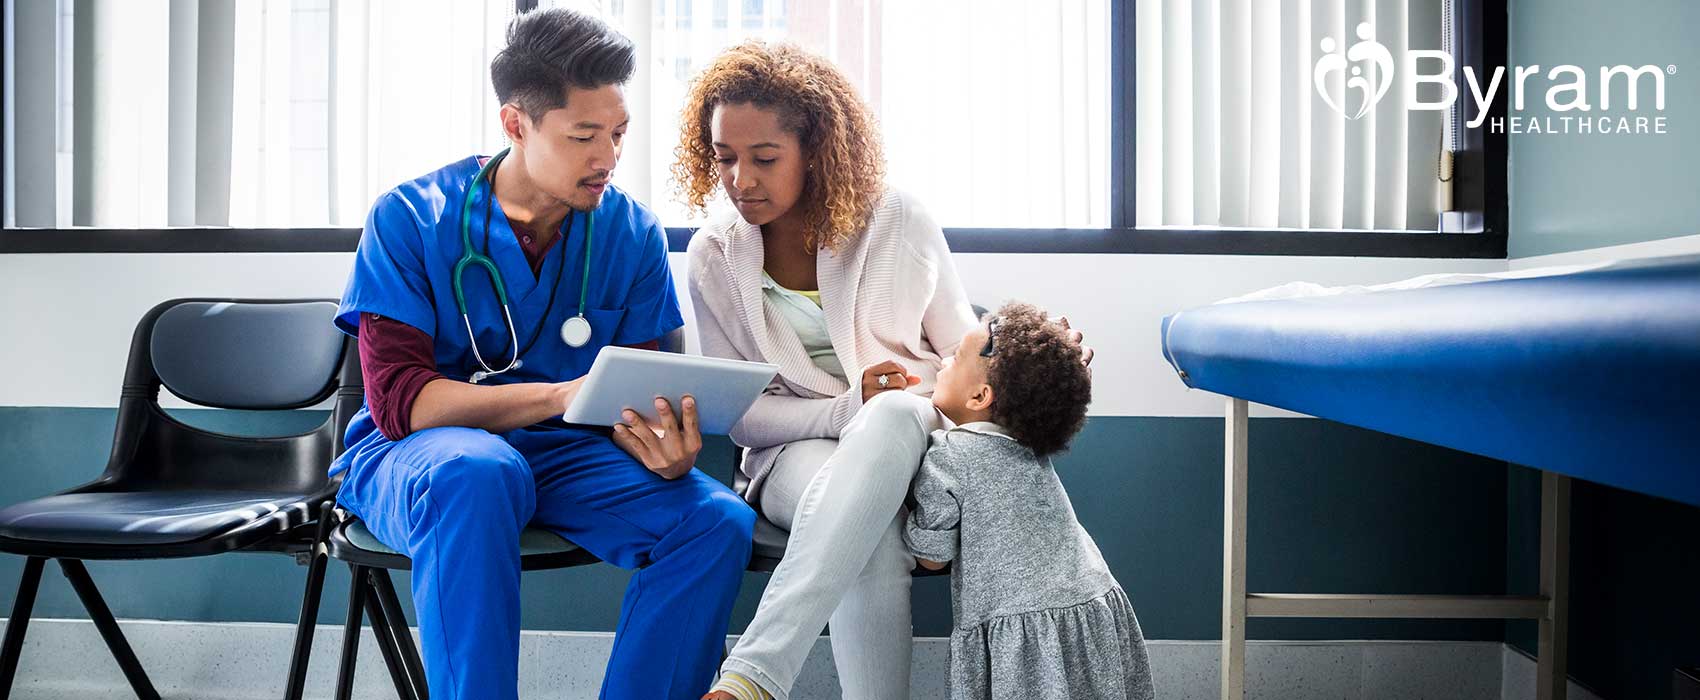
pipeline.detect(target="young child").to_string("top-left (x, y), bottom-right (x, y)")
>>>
top-left (905, 301), bottom-right (1155, 700)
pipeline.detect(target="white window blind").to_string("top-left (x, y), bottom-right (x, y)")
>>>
top-left (1135, 0), bottom-right (1447, 232)
top-left (557, 0), bottom-right (1110, 229)
top-left (1, 0), bottom-right (516, 229)
top-left (232, 0), bottom-right (516, 228)
top-left (3, 0), bottom-right (1108, 229)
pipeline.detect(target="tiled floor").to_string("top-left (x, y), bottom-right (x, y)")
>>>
top-left (3, 618), bottom-right (1601, 699)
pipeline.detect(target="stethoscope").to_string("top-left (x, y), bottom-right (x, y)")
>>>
top-left (453, 147), bottom-right (597, 384)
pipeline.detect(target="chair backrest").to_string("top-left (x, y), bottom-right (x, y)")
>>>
top-left (151, 302), bottom-right (344, 409)
top-left (660, 325), bottom-right (686, 354)
top-left (94, 299), bottom-right (359, 496)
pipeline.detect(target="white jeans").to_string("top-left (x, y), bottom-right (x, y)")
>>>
top-left (723, 391), bottom-right (944, 700)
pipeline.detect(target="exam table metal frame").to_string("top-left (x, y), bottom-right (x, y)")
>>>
top-left (1215, 397), bottom-right (1570, 700)
top-left (1164, 256), bottom-right (1700, 700)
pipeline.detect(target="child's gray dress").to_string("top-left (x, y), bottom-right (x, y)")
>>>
top-left (903, 422), bottom-right (1154, 700)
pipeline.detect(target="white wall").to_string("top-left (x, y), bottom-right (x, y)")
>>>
top-left (0, 249), bottom-right (1513, 416)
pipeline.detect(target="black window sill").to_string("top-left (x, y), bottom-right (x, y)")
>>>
top-left (2, 226), bottom-right (1507, 259)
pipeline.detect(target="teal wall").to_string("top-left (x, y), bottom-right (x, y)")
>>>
top-left (0, 406), bottom-right (1513, 642)
top-left (1503, 2), bottom-right (1700, 697)
top-left (1508, 0), bottom-right (1700, 258)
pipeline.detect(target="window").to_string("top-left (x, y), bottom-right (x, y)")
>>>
top-left (554, 0), bottom-right (1109, 229)
top-left (2, 0), bottom-right (1108, 230)
top-left (2, 0), bottom-right (515, 229)
top-left (4, 0), bottom-right (1499, 256)
top-left (1133, 0), bottom-right (1483, 233)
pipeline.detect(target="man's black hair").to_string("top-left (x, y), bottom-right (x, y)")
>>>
top-left (491, 8), bottom-right (636, 121)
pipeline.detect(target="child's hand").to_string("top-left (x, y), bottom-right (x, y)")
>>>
top-left (915, 557), bottom-right (949, 571)
top-left (1056, 316), bottom-right (1095, 366)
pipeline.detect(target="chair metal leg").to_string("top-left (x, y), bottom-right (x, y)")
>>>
top-left (58, 559), bottom-right (160, 700)
top-left (335, 565), bottom-right (369, 700)
top-left (362, 571), bottom-right (418, 700)
top-left (285, 501), bottom-right (336, 700)
top-left (0, 556), bottom-right (47, 696)
top-left (369, 568), bottom-right (428, 700)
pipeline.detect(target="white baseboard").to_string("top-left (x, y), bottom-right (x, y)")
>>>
top-left (1, 618), bottom-right (1595, 700)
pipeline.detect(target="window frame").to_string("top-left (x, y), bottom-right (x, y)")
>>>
top-left (1, 0), bottom-right (1508, 258)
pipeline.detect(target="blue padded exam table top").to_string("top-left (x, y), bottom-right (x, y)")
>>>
top-left (1161, 254), bottom-right (1700, 507)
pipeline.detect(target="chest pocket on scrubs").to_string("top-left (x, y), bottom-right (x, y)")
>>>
top-left (583, 307), bottom-right (628, 347)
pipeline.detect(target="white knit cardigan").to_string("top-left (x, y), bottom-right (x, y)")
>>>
top-left (686, 188), bottom-right (978, 502)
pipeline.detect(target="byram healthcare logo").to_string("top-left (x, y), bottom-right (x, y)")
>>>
top-left (1314, 22), bottom-right (1676, 135)
top-left (1314, 23), bottom-right (1395, 120)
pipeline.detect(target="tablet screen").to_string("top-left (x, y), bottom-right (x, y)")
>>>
top-left (561, 347), bottom-right (778, 435)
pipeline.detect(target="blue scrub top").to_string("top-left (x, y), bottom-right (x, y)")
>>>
top-left (331, 155), bottom-right (683, 473)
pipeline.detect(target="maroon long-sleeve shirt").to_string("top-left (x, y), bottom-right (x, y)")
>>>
top-left (358, 217), bottom-right (658, 441)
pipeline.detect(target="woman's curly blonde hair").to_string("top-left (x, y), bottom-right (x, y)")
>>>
top-left (671, 41), bottom-right (885, 254)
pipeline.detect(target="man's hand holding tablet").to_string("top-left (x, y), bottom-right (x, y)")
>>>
top-left (611, 396), bottom-right (701, 480)
top-left (561, 347), bottom-right (779, 479)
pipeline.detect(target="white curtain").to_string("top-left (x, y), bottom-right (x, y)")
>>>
top-left (1136, 0), bottom-right (1445, 231)
top-left (33, 0), bottom-right (178, 228)
top-left (7, 0), bottom-right (1107, 229)
top-left (4, 0), bottom-right (512, 228)
top-left (882, 0), bottom-right (1109, 229)
top-left (560, 0), bottom-right (1109, 229)
top-left (229, 0), bottom-right (513, 227)
top-left (546, 0), bottom-right (794, 228)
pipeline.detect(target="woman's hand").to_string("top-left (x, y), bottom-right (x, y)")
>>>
top-left (1055, 316), bottom-right (1095, 366)
top-left (611, 396), bottom-right (703, 480)
top-left (860, 360), bottom-right (921, 403)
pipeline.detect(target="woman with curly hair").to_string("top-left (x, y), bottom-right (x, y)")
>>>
top-left (676, 41), bottom-right (979, 700)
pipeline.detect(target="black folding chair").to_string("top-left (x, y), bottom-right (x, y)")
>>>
top-left (323, 509), bottom-right (601, 700)
top-left (0, 298), bottom-right (362, 700)
top-left (321, 326), bottom-right (690, 700)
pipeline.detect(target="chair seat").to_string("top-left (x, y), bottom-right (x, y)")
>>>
top-left (342, 519), bottom-right (579, 557)
top-left (0, 490), bottom-right (316, 547)
top-left (752, 517), bottom-right (790, 563)
top-left (331, 518), bottom-right (597, 571)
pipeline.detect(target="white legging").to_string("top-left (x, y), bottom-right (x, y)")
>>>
top-left (721, 390), bottom-right (945, 700)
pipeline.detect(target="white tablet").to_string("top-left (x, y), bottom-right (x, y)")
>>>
top-left (561, 346), bottom-right (778, 435)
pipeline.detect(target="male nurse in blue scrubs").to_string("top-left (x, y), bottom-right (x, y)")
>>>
top-left (330, 9), bottom-right (755, 700)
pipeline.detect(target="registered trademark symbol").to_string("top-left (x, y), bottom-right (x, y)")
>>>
top-left (1669, 65), bottom-right (1678, 75)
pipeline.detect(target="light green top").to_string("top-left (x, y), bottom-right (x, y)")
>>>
top-left (761, 273), bottom-right (847, 381)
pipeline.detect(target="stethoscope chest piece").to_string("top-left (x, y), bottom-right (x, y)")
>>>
top-left (561, 314), bottom-right (593, 348)
top-left (455, 146), bottom-right (600, 379)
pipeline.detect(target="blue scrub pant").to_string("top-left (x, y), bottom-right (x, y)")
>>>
top-left (336, 424), bottom-right (756, 700)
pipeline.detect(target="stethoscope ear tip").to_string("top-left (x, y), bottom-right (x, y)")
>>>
top-left (468, 359), bottom-right (523, 385)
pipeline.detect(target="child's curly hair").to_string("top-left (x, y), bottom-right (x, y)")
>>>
top-left (985, 302), bottom-right (1092, 457)
top-left (670, 41), bottom-right (885, 254)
